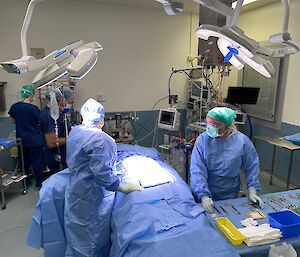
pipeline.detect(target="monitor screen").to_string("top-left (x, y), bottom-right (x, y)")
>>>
top-left (226, 87), bottom-right (260, 105)
top-left (160, 111), bottom-right (175, 126)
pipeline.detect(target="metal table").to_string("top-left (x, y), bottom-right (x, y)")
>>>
top-left (0, 138), bottom-right (27, 210)
top-left (207, 189), bottom-right (300, 257)
top-left (254, 135), bottom-right (300, 190)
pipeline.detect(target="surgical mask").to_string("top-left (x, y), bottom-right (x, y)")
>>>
top-left (206, 124), bottom-right (221, 138)
top-left (66, 103), bottom-right (73, 109)
top-left (63, 103), bottom-right (73, 113)
top-left (206, 124), bottom-right (228, 138)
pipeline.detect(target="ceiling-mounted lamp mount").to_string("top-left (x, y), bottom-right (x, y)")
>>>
top-left (155, 0), bottom-right (184, 15)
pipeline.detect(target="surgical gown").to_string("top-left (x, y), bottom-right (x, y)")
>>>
top-left (190, 130), bottom-right (261, 201)
top-left (64, 125), bottom-right (120, 257)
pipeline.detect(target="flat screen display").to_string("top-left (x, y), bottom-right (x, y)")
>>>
top-left (226, 87), bottom-right (260, 105)
top-left (160, 111), bottom-right (175, 126)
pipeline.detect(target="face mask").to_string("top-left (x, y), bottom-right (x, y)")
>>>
top-left (66, 103), bottom-right (73, 109)
top-left (206, 124), bottom-right (221, 138)
top-left (206, 123), bottom-right (229, 138)
top-left (63, 103), bottom-right (73, 113)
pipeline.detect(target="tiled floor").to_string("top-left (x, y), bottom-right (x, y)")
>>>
top-left (0, 169), bottom-right (289, 257)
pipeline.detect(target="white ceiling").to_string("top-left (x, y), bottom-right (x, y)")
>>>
top-left (62, 0), bottom-right (278, 15)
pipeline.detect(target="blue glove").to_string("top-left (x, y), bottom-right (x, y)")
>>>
top-left (201, 195), bottom-right (214, 213)
top-left (248, 187), bottom-right (264, 209)
top-left (117, 175), bottom-right (143, 194)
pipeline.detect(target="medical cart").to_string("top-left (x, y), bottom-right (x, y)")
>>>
top-left (0, 138), bottom-right (27, 210)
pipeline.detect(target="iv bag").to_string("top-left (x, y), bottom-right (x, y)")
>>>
top-left (49, 91), bottom-right (59, 121)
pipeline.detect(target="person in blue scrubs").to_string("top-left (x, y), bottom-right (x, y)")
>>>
top-left (190, 107), bottom-right (264, 213)
top-left (39, 87), bottom-right (74, 174)
top-left (65, 98), bottom-right (143, 257)
top-left (8, 85), bottom-right (44, 190)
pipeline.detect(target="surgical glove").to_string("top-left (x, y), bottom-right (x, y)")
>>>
top-left (117, 176), bottom-right (143, 194)
top-left (201, 195), bottom-right (214, 213)
top-left (248, 187), bottom-right (264, 209)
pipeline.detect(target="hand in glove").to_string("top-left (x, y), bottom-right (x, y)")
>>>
top-left (201, 195), bottom-right (214, 213)
top-left (117, 175), bottom-right (143, 194)
top-left (248, 187), bottom-right (264, 209)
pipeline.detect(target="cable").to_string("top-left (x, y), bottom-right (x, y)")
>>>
top-left (151, 124), bottom-right (158, 148)
top-left (134, 96), bottom-right (168, 138)
top-left (168, 70), bottom-right (176, 104)
top-left (168, 70), bottom-right (192, 106)
top-left (135, 121), bottom-right (151, 133)
top-left (135, 123), bottom-right (157, 144)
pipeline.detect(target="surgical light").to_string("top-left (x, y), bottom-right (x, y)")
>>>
top-left (0, 0), bottom-right (102, 88)
top-left (155, 0), bottom-right (298, 77)
top-left (231, 0), bottom-right (258, 8)
top-left (194, 0), bottom-right (298, 78)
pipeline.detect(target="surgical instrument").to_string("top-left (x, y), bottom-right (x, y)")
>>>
top-left (265, 201), bottom-right (279, 212)
top-left (219, 206), bottom-right (228, 215)
top-left (213, 206), bottom-right (223, 217)
top-left (231, 204), bottom-right (241, 215)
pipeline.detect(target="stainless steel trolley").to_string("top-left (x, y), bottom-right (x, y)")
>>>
top-left (0, 138), bottom-right (27, 210)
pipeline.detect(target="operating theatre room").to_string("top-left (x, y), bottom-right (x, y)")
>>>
top-left (1, 0), bottom-right (300, 256)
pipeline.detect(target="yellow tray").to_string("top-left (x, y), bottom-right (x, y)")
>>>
top-left (216, 217), bottom-right (245, 245)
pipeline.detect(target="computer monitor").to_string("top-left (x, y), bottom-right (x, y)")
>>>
top-left (157, 108), bottom-right (181, 131)
top-left (226, 87), bottom-right (260, 105)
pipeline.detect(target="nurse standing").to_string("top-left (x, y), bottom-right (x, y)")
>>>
top-left (190, 107), bottom-right (264, 213)
top-left (8, 85), bottom-right (44, 190)
top-left (39, 88), bottom-right (74, 174)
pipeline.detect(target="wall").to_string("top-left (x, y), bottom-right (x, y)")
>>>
top-left (235, 1), bottom-right (300, 186)
top-left (0, 0), bottom-right (199, 170)
top-left (237, 0), bottom-right (300, 127)
top-left (0, 0), bottom-right (199, 115)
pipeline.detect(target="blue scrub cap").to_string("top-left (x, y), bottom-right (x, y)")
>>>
top-left (207, 107), bottom-right (237, 126)
top-left (80, 98), bottom-right (105, 126)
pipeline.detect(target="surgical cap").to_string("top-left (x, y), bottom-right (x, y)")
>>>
top-left (45, 87), bottom-right (74, 101)
top-left (207, 107), bottom-right (237, 126)
top-left (80, 98), bottom-right (105, 126)
top-left (18, 85), bottom-right (35, 101)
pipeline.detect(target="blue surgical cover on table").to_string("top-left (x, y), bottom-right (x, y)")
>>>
top-left (110, 145), bottom-right (240, 257)
top-left (27, 145), bottom-right (239, 257)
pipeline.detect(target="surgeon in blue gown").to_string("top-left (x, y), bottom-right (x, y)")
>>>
top-left (8, 85), bottom-right (44, 189)
top-left (190, 107), bottom-right (264, 213)
top-left (64, 98), bottom-right (143, 257)
top-left (39, 88), bottom-right (74, 174)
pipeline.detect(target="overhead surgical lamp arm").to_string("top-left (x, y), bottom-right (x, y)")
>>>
top-left (264, 0), bottom-right (299, 57)
top-left (282, 0), bottom-right (290, 33)
top-left (154, 0), bottom-right (184, 15)
top-left (193, 0), bottom-right (235, 26)
top-left (21, 0), bottom-right (45, 57)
